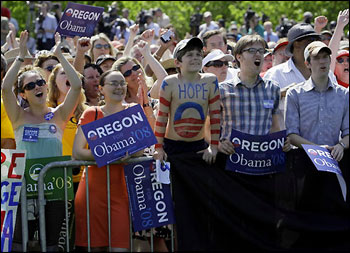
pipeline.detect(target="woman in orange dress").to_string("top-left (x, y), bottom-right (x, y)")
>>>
top-left (73, 70), bottom-right (136, 251)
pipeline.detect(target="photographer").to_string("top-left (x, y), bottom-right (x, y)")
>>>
top-left (97, 1), bottom-right (119, 40)
top-left (34, 2), bottom-right (57, 51)
top-left (189, 8), bottom-right (202, 37)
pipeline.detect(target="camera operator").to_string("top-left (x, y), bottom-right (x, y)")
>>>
top-left (34, 2), bottom-right (57, 51)
top-left (189, 9), bottom-right (202, 37)
top-left (97, 1), bottom-right (119, 40)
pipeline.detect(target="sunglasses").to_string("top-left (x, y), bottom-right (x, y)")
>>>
top-left (45, 65), bottom-right (56, 72)
top-left (123, 64), bottom-right (141, 77)
top-left (337, 57), bottom-right (349, 64)
top-left (94, 44), bottom-right (111, 49)
top-left (22, 79), bottom-right (46, 91)
top-left (205, 60), bottom-right (229, 68)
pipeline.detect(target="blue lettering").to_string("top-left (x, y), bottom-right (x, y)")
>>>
top-left (202, 83), bottom-right (208, 99)
top-left (1, 181), bottom-right (9, 204)
top-left (187, 83), bottom-right (195, 98)
top-left (178, 84), bottom-right (186, 99)
top-left (1, 210), bottom-right (13, 252)
top-left (9, 182), bottom-right (22, 206)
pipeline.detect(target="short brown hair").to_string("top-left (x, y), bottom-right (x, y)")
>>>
top-left (233, 35), bottom-right (267, 68)
top-left (202, 30), bottom-right (227, 48)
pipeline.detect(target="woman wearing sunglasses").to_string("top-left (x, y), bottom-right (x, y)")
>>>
top-left (73, 70), bottom-right (137, 252)
top-left (202, 49), bottom-right (234, 83)
top-left (88, 33), bottom-right (116, 63)
top-left (33, 53), bottom-right (59, 82)
top-left (2, 30), bottom-right (82, 252)
top-left (112, 56), bottom-right (156, 130)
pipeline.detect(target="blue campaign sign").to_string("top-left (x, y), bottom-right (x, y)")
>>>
top-left (302, 144), bottom-right (347, 201)
top-left (56, 2), bottom-right (104, 37)
top-left (225, 129), bottom-right (286, 175)
top-left (124, 160), bottom-right (175, 232)
top-left (81, 105), bottom-right (157, 168)
top-left (301, 144), bottom-right (342, 174)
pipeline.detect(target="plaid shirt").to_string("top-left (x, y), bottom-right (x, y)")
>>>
top-left (219, 74), bottom-right (280, 140)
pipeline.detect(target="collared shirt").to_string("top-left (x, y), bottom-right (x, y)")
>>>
top-left (263, 58), bottom-right (338, 129)
top-left (219, 74), bottom-right (280, 140)
top-left (285, 78), bottom-right (349, 146)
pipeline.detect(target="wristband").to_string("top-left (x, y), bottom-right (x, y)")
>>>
top-left (16, 56), bottom-right (24, 62)
top-left (339, 141), bottom-right (346, 149)
top-left (155, 143), bottom-right (163, 149)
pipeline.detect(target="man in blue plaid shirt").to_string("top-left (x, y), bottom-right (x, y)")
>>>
top-left (218, 34), bottom-right (291, 155)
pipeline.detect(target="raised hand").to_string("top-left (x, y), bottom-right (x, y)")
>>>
top-left (54, 32), bottom-right (61, 45)
top-left (314, 16), bottom-right (328, 30)
top-left (129, 24), bottom-right (140, 37)
top-left (76, 37), bottom-right (91, 53)
top-left (337, 9), bottom-right (349, 28)
top-left (141, 29), bottom-right (155, 44)
top-left (19, 30), bottom-right (29, 58)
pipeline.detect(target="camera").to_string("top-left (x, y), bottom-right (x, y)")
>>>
top-left (190, 13), bottom-right (202, 27)
top-left (160, 30), bottom-right (174, 43)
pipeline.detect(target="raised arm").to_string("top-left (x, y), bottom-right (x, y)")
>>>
top-left (123, 24), bottom-right (139, 57)
top-left (1, 30), bottom-right (28, 126)
top-left (329, 9), bottom-right (349, 72)
top-left (73, 36), bottom-right (92, 74)
top-left (54, 42), bottom-right (82, 123)
top-left (314, 15), bottom-right (328, 34)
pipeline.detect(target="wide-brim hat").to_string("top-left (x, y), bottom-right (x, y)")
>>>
top-left (202, 49), bottom-right (234, 69)
top-left (285, 23), bottom-right (320, 57)
top-left (4, 48), bottom-right (34, 64)
top-left (273, 38), bottom-right (289, 54)
top-left (173, 37), bottom-right (203, 59)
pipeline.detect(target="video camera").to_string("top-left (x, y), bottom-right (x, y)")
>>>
top-left (278, 18), bottom-right (293, 38)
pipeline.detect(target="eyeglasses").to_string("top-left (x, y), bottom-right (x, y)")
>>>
top-left (122, 64), bottom-right (141, 77)
top-left (45, 65), bottom-right (56, 72)
top-left (22, 79), bottom-right (46, 91)
top-left (337, 57), bottom-right (349, 64)
top-left (94, 44), bottom-right (111, 49)
top-left (242, 48), bottom-right (265, 55)
top-left (105, 81), bottom-right (127, 87)
top-left (205, 60), bottom-right (229, 68)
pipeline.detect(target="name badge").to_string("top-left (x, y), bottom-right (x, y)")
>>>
top-left (23, 127), bottom-right (39, 142)
top-left (263, 100), bottom-right (274, 109)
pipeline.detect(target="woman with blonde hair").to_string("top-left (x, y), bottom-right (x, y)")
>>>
top-left (2, 30), bottom-right (82, 252)
top-left (88, 33), bottom-right (116, 63)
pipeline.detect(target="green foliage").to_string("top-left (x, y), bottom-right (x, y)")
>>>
top-left (2, 1), bottom-right (349, 39)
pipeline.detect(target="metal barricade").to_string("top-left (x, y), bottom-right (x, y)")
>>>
top-left (34, 156), bottom-right (175, 252)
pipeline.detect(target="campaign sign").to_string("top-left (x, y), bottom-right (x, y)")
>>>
top-left (25, 156), bottom-right (73, 201)
top-left (124, 160), bottom-right (175, 232)
top-left (225, 129), bottom-right (286, 175)
top-left (1, 149), bottom-right (26, 253)
top-left (81, 105), bottom-right (157, 168)
top-left (56, 2), bottom-right (104, 37)
top-left (302, 144), bottom-right (347, 201)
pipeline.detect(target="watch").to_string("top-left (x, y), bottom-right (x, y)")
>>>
top-left (338, 141), bottom-right (346, 149)
top-left (16, 56), bottom-right (24, 62)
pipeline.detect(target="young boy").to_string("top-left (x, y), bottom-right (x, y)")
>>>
top-left (153, 37), bottom-right (221, 165)
top-left (152, 37), bottom-right (221, 250)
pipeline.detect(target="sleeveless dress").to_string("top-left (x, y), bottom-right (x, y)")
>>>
top-left (74, 106), bottom-right (130, 248)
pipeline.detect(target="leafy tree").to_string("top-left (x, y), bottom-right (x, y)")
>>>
top-left (2, 1), bottom-right (348, 39)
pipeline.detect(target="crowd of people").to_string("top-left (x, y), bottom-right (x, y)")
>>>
top-left (1, 2), bottom-right (349, 252)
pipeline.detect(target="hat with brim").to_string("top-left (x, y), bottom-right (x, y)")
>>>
top-left (96, 54), bottom-right (117, 66)
top-left (202, 49), bottom-right (234, 69)
top-left (285, 23), bottom-right (320, 57)
top-left (304, 41), bottom-right (332, 61)
top-left (339, 40), bottom-right (349, 50)
top-left (273, 38), bottom-right (289, 54)
top-left (4, 48), bottom-right (34, 65)
top-left (152, 58), bottom-right (176, 80)
top-left (336, 50), bottom-right (349, 59)
top-left (173, 37), bottom-right (203, 59)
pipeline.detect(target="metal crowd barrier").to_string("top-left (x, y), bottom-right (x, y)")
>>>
top-left (19, 156), bottom-right (175, 252)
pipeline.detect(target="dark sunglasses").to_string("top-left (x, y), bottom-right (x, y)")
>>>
top-left (123, 64), bottom-right (141, 77)
top-left (22, 79), bottom-right (46, 91)
top-left (45, 65), bottom-right (56, 72)
top-left (337, 57), bottom-right (349, 64)
top-left (205, 60), bottom-right (229, 68)
top-left (94, 43), bottom-right (111, 49)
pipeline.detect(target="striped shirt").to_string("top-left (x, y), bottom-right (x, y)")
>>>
top-left (219, 74), bottom-right (280, 140)
top-left (285, 78), bottom-right (349, 146)
top-left (264, 58), bottom-right (338, 129)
